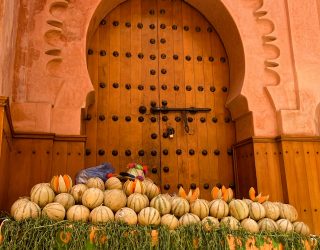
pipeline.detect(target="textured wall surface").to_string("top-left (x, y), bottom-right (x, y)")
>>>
top-left (1, 0), bottom-right (320, 138)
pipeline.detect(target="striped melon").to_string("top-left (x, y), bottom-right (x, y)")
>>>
top-left (171, 197), bottom-right (190, 217)
top-left (220, 216), bottom-right (240, 230)
top-left (249, 202), bottom-right (266, 221)
top-left (31, 183), bottom-right (50, 194)
top-left (277, 219), bottom-right (294, 233)
top-left (293, 221), bottom-right (310, 236)
top-left (190, 199), bottom-right (209, 219)
top-left (123, 179), bottom-right (146, 196)
top-left (161, 214), bottom-right (179, 230)
top-left (262, 201), bottom-right (280, 220)
top-left (31, 184), bottom-right (55, 208)
top-left (82, 188), bottom-right (104, 209)
top-left (50, 175), bottom-right (73, 194)
top-left (278, 203), bottom-right (298, 222)
top-left (54, 193), bottom-right (75, 210)
top-left (10, 197), bottom-right (30, 216)
top-left (258, 218), bottom-right (278, 231)
top-left (90, 206), bottom-right (114, 223)
top-left (104, 189), bottom-right (127, 212)
top-left (70, 184), bottom-right (88, 204)
top-left (87, 177), bottom-right (105, 191)
top-left (115, 207), bottom-right (137, 225)
top-left (243, 199), bottom-right (253, 206)
top-left (42, 202), bottom-right (66, 221)
top-left (150, 194), bottom-right (171, 215)
top-left (241, 218), bottom-right (259, 233)
top-left (66, 205), bottom-right (90, 222)
top-left (202, 217), bottom-right (219, 231)
top-left (179, 213), bottom-right (200, 226)
top-left (13, 201), bottom-right (41, 221)
top-left (229, 199), bottom-right (249, 221)
top-left (105, 177), bottom-right (122, 190)
top-left (144, 182), bottom-right (160, 200)
top-left (127, 193), bottom-right (149, 213)
top-left (209, 199), bottom-right (229, 219)
top-left (138, 207), bottom-right (161, 226)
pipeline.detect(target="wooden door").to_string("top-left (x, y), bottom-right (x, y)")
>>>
top-left (86, 0), bottom-right (235, 199)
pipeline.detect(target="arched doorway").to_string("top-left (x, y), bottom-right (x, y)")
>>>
top-left (85, 0), bottom-right (235, 200)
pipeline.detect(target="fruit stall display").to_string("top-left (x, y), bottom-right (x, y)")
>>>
top-left (0, 165), bottom-right (319, 250)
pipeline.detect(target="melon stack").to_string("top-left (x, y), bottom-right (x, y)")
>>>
top-left (10, 174), bottom-right (311, 236)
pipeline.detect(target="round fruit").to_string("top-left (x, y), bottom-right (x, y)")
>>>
top-left (90, 206), bottom-right (114, 223)
top-left (70, 184), bottom-right (88, 204)
top-left (87, 177), bottom-right (105, 191)
top-left (31, 184), bottom-right (55, 208)
top-left (31, 183), bottom-right (50, 194)
top-left (54, 193), bottom-right (75, 210)
top-left (127, 193), bottom-right (149, 213)
top-left (42, 202), bottom-right (65, 221)
top-left (293, 222), bottom-right (310, 236)
top-left (104, 189), bottom-right (127, 212)
top-left (123, 179), bottom-right (146, 196)
top-left (138, 207), bottom-right (161, 226)
top-left (179, 213), bottom-right (200, 226)
top-left (209, 199), bottom-right (229, 219)
top-left (262, 201), bottom-right (280, 220)
top-left (66, 205), bottom-right (90, 222)
top-left (202, 217), bottom-right (219, 231)
top-left (150, 194), bottom-right (171, 215)
top-left (190, 199), bottom-right (209, 220)
top-left (50, 175), bottom-right (73, 193)
top-left (220, 216), bottom-right (239, 230)
top-left (144, 182), bottom-right (160, 200)
top-left (277, 219), bottom-right (294, 233)
top-left (82, 188), bottom-right (104, 209)
top-left (105, 177), bottom-right (122, 190)
top-left (13, 201), bottom-right (41, 221)
top-left (115, 207), bottom-right (137, 225)
top-left (10, 197), bottom-right (30, 216)
top-left (161, 214), bottom-right (179, 230)
top-left (278, 203), bottom-right (298, 222)
top-left (249, 202), bottom-right (266, 221)
top-left (171, 197), bottom-right (190, 217)
top-left (242, 199), bottom-right (253, 206)
top-left (241, 218), bottom-right (259, 233)
top-left (229, 199), bottom-right (249, 221)
top-left (258, 218), bottom-right (278, 231)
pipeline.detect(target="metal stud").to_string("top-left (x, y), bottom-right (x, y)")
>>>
top-left (189, 149), bottom-right (195, 155)
top-left (174, 85), bottom-right (179, 91)
top-left (173, 54), bottom-right (179, 60)
top-left (162, 100), bottom-right (167, 106)
top-left (151, 150), bottom-right (157, 156)
top-left (137, 23), bottom-right (143, 29)
top-left (150, 38), bottom-right (156, 44)
top-left (186, 85), bottom-right (192, 91)
top-left (98, 149), bottom-right (105, 156)
top-left (161, 54), bottom-right (166, 59)
top-left (112, 115), bottom-right (118, 121)
top-left (160, 9), bottom-right (165, 14)
top-left (162, 116), bottom-right (168, 122)
top-left (125, 22), bottom-right (131, 28)
top-left (163, 166), bottom-right (169, 173)
top-left (151, 101), bottom-right (157, 107)
top-left (210, 86), bottom-right (216, 92)
top-left (229, 183), bottom-right (235, 189)
top-left (202, 150), bottom-right (208, 156)
top-left (197, 56), bottom-right (202, 62)
top-left (220, 57), bottom-right (226, 63)
top-left (198, 86), bottom-right (204, 92)
top-left (188, 117), bottom-right (193, 122)
top-left (212, 117), bottom-right (218, 123)
top-left (209, 56), bottom-right (214, 62)
top-left (163, 132), bottom-right (168, 138)
top-left (195, 26), bottom-right (201, 32)
top-left (176, 149), bottom-right (182, 155)
top-left (126, 52), bottom-right (131, 58)
top-left (138, 53), bottom-right (144, 59)
top-left (150, 117), bottom-right (157, 123)
top-left (149, 24), bottom-right (155, 29)
top-left (99, 115), bottom-right (105, 121)
top-left (100, 50), bottom-right (106, 56)
top-left (175, 116), bottom-right (181, 122)
top-left (112, 150), bottom-right (118, 156)
top-left (85, 149), bottom-right (91, 156)
top-left (160, 38), bottom-right (166, 44)
top-left (138, 84), bottom-right (144, 90)
top-left (163, 149), bottom-right (169, 155)
top-left (222, 86), bottom-right (228, 92)
top-left (227, 148), bottom-right (233, 156)
top-left (138, 150), bottom-right (144, 156)
top-left (161, 69), bottom-right (167, 74)
top-left (164, 184), bottom-right (170, 190)
top-left (150, 69), bottom-right (156, 75)
top-left (200, 117), bottom-right (206, 123)
top-left (190, 183), bottom-right (196, 189)
top-left (138, 116), bottom-right (144, 122)
top-left (149, 9), bottom-right (155, 15)
top-left (172, 24), bottom-right (178, 30)
top-left (161, 84), bottom-right (167, 90)
top-left (125, 150), bottom-right (131, 156)
top-left (113, 51), bottom-right (119, 57)
top-left (99, 82), bottom-right (106, 88)
top-left (207, 27), bottom-right (213, 32)
top-left (84, 114), bottom-right (91, 121)
top-left (185, 55), bottom-right (191, 61)
top-left (151, 133), bottom-right (157, 139)
top-left (225, 117), bottom-right (231, 123)
top-left (100, 19), bottom-right (106, 25)
top-left (214, 149), bottom-right (220, 156)
top-left (204, 183), bottom-right (209, 189)
top-left (125, 83), bottom-right (131, 90)
top-left (150, 85), bottom-right (156, 91)
top-left (113, 82), bottom-right (119, 88)
top-left (87, 49), bottom-right (93, 55)
top-left (113, 21), bottom-right (119, 26)
top-left (184, 26), bottom-right (189, 31)
top-left (160, 24), bottom-right (166, 29)
top-left (152, 168), bottom-right (157, 174)
top-left (125, 116), bottom-right (131, 122)
top-left (150, 54), bottom-right (156, 60)
top-left (139, 106), bottom-right (147, 114)
top-left (216, 183), bottom-right (222, 188)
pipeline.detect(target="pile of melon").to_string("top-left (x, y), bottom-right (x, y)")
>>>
top-left (10, 174), bottom-right (311, 236)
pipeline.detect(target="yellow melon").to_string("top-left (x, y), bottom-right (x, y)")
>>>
top-left (249, 202), bottom-right (266, 221)
top-left (87, 177), bottom-right (105, 191)
top-left (220, 216), bottom-right (240, 230)
top-left (190, 199), bottom-right (209, 220)
top-left (150, 194), bottom-right (171, 215)
top-left (115, 207), bottom-right (137, 225)
top-left (179, 213), bottom-right (200, 226)
top-left (277, 219), bottom-right (294, 233)
top-left (229, 199), bottom-right (249, 221)
top-left (50, 175), bottom-right (73, 194)
top-left (66, 205), bottom-right (90, 222)
top-left (105, 177), bottom-right (122, 190)
top-left (278, 203), bottom-right (298, 222)
top-left (31, 184), bottom-right (55, 208)
top-left (209, 199), bottom-right (229, 219)
top-left (42, 202), bottom-right (66, 221)
top-left (144, 182), bottom-right (160, 200)
top-left (293, 221), bottom-right (310, 236)
top-left (161, 214), bottom-right (179, 230)
top-left (138, 207), bottom-right (161, 226)
top-left (90, 206), bottom-right (114, 223)
top-left (202, 217), bottom-right (219, 231)
top-left (82, 188), bottom-right (104, 209)
top-left (262, 201), bottom-right (280, 220)
top-left (54, 193), bottom-right (75, 210)
top-left (123, 179), bottom-right (146, 196)
top-left (171, 197), bottom-right (190, 218)
top-left (258, 218), bottom-right (278, 231)
top-left (10, 197), bottom-right (30, 216)
top-left (104, 189), bottom-right (127, 212)
top-left (241, 218), bottom-right (259, 233)
top-left (127, 193), bottom-right (149, 213)
top-left (13, 201), bottom-right (41, 221)
top-left (70, 184), bottom-right (88, 204)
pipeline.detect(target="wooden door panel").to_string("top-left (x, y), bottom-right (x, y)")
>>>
top-left (86, 0), bottom-right (235, 198)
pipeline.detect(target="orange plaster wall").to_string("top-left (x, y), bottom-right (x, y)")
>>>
top-left (3, 0), bottom-right (320, 139)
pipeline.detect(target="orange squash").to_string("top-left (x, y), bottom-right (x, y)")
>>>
top-left (50, 175), bottom-right (73, 194)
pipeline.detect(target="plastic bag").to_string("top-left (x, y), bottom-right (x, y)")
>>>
top-left (76, 162), bottom-right (115, 184)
